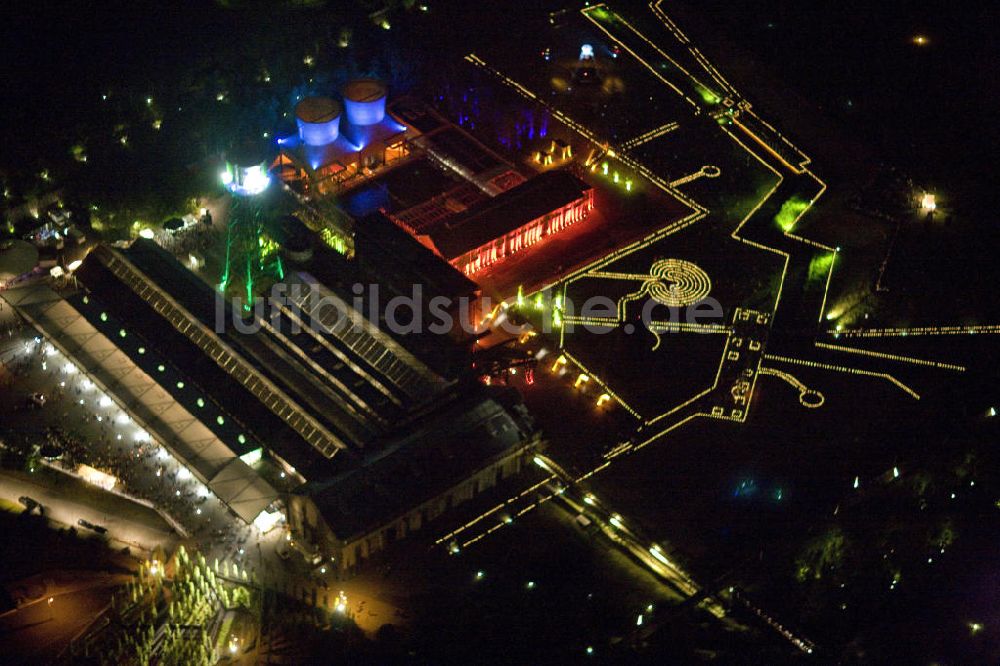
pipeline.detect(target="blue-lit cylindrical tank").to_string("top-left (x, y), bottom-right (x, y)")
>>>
top-left (295, 97), bottom-right (342, 146)
top-left (342, 79), bottom-right (387, 127)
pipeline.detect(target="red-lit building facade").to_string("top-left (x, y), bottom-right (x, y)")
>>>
top-left (427, 170), bottom-right (595, 277)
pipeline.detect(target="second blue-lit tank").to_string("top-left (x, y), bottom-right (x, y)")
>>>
top-left (342, 79), bottom-right (387, 127)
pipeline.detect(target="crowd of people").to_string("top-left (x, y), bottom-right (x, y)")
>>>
top-left (3, 332), bottom-right (256, 568)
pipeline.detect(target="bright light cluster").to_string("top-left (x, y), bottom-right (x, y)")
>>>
top-left (222, 163), bottom-right (270, 196)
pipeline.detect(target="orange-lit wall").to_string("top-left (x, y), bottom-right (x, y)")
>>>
top-left (454, 188), bottom-right (594, 276)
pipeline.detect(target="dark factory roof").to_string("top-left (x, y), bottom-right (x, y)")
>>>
top-left (306, 389), bottom-right (535, 541)
top-left (299, 212), bottom-right (477, 382)
top-left (354, 211), bottom-right (479, 303)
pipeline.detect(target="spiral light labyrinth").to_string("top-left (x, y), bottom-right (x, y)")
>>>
top-left (645, 259), bottom-right (712, 307)
top-left (587, 259), bottom-right (713, 324)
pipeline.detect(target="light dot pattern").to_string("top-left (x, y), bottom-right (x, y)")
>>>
top-left (646, 259), bottom-right (712, 307)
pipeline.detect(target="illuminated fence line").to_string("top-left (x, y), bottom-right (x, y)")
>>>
top-left (646, 321), bottom-right (730, 335)
top-left (646, 0), bottom-right (816, 179)
top-left (817, 250), bottom-right (838, 324)
top-left (620, 316), bottom-right (754, 450)
top-left (586, 4), bottom-right (711, 93)
top-left (603, 441), bottom-right (632, 460)
top-left (460, 491), bottom-right (561, 549)
top-left (644, 381), bottom-right (716, 429)
top-left (669, 164), bottom-right (720, 188)
top-left (449, 456), bottom-right (573, 549)
top-left (561, 316), bottom-right (730, 336)
top-left (644, 308), bottom-right (749, 431)
top-left (582, 4), bottom-right (701, 112)
top-left (782, 175), bottom-right (833, 251)
top-left (763, 353), bottom-right (920, 400)
top-left (649, 0), bottom-right (738, 98)
top-left (561, 349), bottom-right (644, 419)
top-left (744, 108), bottom-right (812, 170)
top-left (827, 325), bottom-right (1000, 338)
top-left (646, 0), bottom-right (815, 174)
top-left (719, 124), bottom-right (782, 187)
top-left (815, 341), bottom-right (966, 372)
top-left (731, 109), bottom-right (811, 174)
top-left (574, 460), bottom-right (612, 484)
top-left (719, 122), bottom-right (832, 271)
top-left (649, 0), bottom-right (690, 44)
top-left (758, 367), bottom-right (824, 408)
top-left (433, 474), bottom-right (556, 546)
top-left (669, 172), bottom-right (701, 188)
top-left (718, 123), bottom-right (787, 257)
top-left (583, 3), bottom-right (720, 108)
top-left (731, 115), bottom-right (798, 173)
top-left (719, 146), bottom-right (793, 313)
top-left (621, 156), bottom-right (707, 214)
top-left (621, 121), bottom-right (681, 150)
top-left (730, 586), bottom-right (816, 655)
top-left (635, 412), bottom-right (704, 452)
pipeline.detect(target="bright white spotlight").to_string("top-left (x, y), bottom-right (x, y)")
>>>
top-left (241, 166), bottom-right (270, 195)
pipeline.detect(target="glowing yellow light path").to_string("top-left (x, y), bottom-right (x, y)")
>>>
top-left (582, 4), bottom-right (702, 113)
top-left (815, 341), bottom-right (965, 372)
top-left (621, 121), bottom-right (681, 150)
top-left (827, 325), bottom-right (1000, 338)
top-left (763, 353), bottom-right (921, 400)
top-left (649, 1), bottom-right (737, 97)
top-left (758, 367), bottom-right (825, 408)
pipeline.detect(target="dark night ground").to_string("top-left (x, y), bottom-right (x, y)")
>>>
top-left (3, 0), bottom-right (1000, 662)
